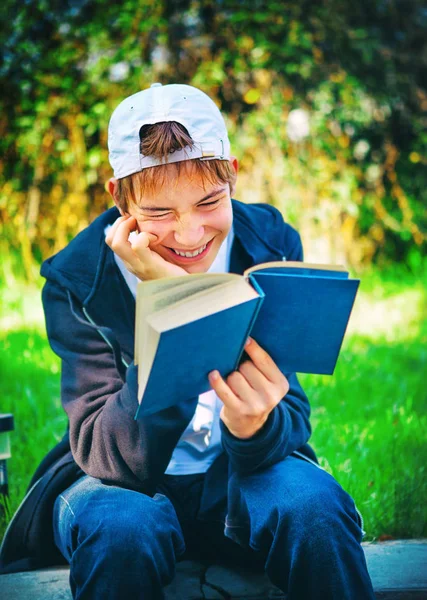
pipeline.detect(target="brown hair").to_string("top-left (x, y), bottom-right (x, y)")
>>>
top-left (116, 122), bottom-right (236, 212)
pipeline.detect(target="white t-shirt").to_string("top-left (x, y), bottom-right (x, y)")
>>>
top-left (107, 226), bottom-right (235, 475)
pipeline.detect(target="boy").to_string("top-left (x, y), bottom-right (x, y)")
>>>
top-left (0, 83), bottom-right (375, 599)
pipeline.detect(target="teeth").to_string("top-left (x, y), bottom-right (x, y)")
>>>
top-left (173, 243), bottom-right (207, 258)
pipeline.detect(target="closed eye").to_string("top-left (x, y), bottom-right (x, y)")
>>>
top-left (142, 198), bottom-right (221, 218)
top-left (199, 199), bottom-right (220, 207)
top-left (143, 212), bottom-right (171, 219)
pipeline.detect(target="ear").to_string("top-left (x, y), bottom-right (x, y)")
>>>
top-left (229, 156), bottom-right (239, 196)
top-left (230, 156), bottom-right (239, 175)
top-left (106, 177), bottom-right (125, 216)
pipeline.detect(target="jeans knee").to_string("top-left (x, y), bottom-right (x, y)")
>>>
top-left (56, 478), bottom-right (185, 565)
top-left (275, 482), bottom-right (361, 545)
top-left (90, 494), bottom-right (183, 558)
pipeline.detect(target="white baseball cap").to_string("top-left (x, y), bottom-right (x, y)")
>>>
top-left (108, 83), bottom-right (231, 179)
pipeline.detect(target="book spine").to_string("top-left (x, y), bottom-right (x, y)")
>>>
top-left (233, 280), bottom-right (265, 370)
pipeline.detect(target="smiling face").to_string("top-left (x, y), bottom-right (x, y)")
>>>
top-left (111, 160), bottom-right (236, 274)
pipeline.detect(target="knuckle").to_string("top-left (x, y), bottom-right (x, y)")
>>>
top-left (265, 391), bottom-right (277, 408)
top-left (227, 371), bottom-right (242, 385)
top-left (220, 387), bottom-right (234, 403)
top-left (249, 402), bottom-right (264, 418)
top-left (271, 395), bottom-right (281, 410)
top-left (239, 361), bottom-right (252, 376)
top-left (240, 404), bottom-right (253, 417)
top-left (258, 354), bottom-right (270, 370)
top-left (281, 376), bottom-right (290, 395)
top-left (266, 384), bottom-right (283, 405)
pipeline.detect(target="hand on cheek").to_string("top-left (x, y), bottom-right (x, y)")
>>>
top-left (208, 338), bottom-right (290, 439)
top-left (105, 215), bottom-right (188, 280)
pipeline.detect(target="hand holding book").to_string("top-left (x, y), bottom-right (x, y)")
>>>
top-left (134, 261), bottom-right (360, 419)
top-left (208, 337), bottom-right (290, 439)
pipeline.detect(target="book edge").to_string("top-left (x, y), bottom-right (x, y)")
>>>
top-left (147, 279), bottom-right (258, 332)
top-left (244, 261), bottom-right (348, 276)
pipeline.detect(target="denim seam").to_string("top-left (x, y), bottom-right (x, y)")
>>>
top-left (224, 521), bottom-right (262, 553)
top-left (59, 493), bottom-right (77, 519)
top-left (225, 516), bottom-right (251, 528)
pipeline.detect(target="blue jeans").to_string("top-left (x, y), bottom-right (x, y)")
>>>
top-left (53, 455), bottom-right (375, 600)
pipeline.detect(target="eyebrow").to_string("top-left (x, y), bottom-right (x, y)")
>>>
top-left (138, 188), bottom-right (226, 212)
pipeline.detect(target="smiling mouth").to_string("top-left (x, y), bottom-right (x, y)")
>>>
top-left (165, 238), bottom-right (214, 262)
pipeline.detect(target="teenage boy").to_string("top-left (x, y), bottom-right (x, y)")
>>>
top-left (0, 83), bottom-right (375, 599)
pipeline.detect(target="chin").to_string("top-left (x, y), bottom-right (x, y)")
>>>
top-left (181, 256), bottom-right (215, 274)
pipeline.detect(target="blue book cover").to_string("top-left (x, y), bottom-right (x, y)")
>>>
top-left (135, 295), bottom-right (263, 418)
top-left (248, 271), bottom-right (359, 375)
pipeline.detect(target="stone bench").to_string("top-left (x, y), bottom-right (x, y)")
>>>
top-left (1, 540), bottom-right (426, 599)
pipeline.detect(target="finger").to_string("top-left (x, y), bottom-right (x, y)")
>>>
top-left (244, 337), bottom-right (289, 388)
top-left (129, 233), bottom-right (163, 276)
top-left (225, 370), bottom-right (259, 408)
top-left (130, 231), bottom-right (158, 254)
top-left (108, 216), bottom-right (143, 264)
top-left (238, 360), bottom-right (271, 395)
top-left (112, 215), bottom-right (138, 247)
top-left (208, 370), bottom-right (241, 411)
top-left (106, 215), bottom-right (135, 250)
top-left (105, 215), bottom-right (127, 246)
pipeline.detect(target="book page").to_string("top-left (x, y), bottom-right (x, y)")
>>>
top-left (147, 278), bottom-right (258, 332)
top-left (138, 324), bottom-right (160, 403)
top-left (244, 261), bottom-right (347, 277)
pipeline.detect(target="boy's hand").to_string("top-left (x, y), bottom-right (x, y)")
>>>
top-left (106, 215), bottom-right (188, 280)
top-left (208, 338), bottom-right (289, 439)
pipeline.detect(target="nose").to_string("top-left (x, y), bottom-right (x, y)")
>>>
top-left (173, 215), bottom-right (205, 248)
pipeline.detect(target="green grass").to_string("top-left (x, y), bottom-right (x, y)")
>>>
top-left (0, 329), bottom-right (66, 521)
top-left (300, 330), bottom-right (427, 540)
top-left (0, 263), bottom-right (426, 543)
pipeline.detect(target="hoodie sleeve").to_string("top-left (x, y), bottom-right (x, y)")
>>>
top-left (42, 280), bottom-right (198, 493)
top-left (219, 215), bottom-right (311, 473)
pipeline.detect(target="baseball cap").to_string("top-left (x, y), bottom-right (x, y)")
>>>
top-left (108, 83), bottom-right (231, 179)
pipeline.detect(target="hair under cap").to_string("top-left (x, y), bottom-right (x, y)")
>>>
top-left (108, 83), bottom-right (231, 179)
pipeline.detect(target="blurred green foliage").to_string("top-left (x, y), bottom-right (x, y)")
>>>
top-left (1, 0), bottom-right (426, 278)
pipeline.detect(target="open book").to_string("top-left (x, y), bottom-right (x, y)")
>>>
top-left (134, 262), bottom-right (360, 418)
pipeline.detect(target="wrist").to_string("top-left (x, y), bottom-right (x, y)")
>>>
top-left (225, 413), bottom-right (270, 440)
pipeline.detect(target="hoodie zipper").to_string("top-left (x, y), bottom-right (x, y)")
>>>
top-left (82, 307), bottom-right (129, 369)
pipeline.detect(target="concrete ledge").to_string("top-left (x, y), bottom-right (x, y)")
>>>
top-left (0, 540), bottom-right (426, 599)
